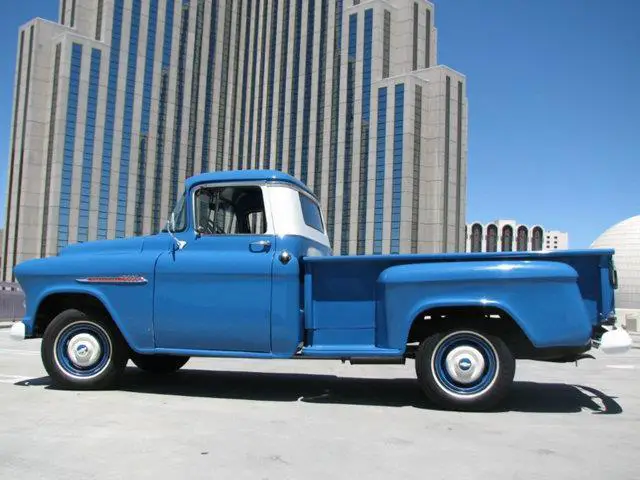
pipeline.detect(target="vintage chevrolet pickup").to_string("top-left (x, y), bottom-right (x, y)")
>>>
top-left (10, 170), bottom-right (632, 411)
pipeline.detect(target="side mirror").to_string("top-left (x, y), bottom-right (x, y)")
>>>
top-left (166, 213), bottom-right (187, 251)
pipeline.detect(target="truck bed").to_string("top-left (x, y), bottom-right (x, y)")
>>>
top-left (301, 249), bottom-right (616, 357)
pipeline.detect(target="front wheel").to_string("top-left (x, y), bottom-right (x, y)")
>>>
top-left (41, 309), bottom-right (129, 390)
top-left (415, 327), bottom-right (515, 411)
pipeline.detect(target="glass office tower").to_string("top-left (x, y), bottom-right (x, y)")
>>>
top-left (2, 0), bottom-right (467, 280)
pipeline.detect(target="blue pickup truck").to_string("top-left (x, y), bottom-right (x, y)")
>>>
top-left (11, 170), bottom-right (632, 411)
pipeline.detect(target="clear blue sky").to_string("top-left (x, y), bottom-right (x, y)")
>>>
top-left (0, 0), bottom-right (637, 248)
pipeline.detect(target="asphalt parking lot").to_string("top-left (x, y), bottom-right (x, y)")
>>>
top-left (0, 328), bottom-right (638, 480)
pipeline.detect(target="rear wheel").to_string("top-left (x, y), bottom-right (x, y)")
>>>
top-left (130, 352), bottom-right (190, 374)
top-left (415, 326), bottom-right (515, 411)
top-left (41, 309), bottom-right (129, 390)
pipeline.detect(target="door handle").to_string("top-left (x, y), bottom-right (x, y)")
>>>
top-left (249, 240), bottom-right (272, 253)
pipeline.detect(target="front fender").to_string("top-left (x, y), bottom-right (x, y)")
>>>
top-left (15, 251), bottom-right (159, 351)
top-left (31, 283), bottom-right (153, 351)
top-left (375, 260), bottom-right (593, 350)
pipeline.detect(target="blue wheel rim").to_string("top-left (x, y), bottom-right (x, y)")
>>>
top-left (54, 322), bottom-right (112, 378)
top-left (432, 332), bottom-right (498, 397)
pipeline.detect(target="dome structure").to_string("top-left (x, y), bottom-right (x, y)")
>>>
top-left (590, 215), bottom-right (640, 309)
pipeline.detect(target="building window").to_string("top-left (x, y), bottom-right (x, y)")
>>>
top-left (78, 49), bottom-right (102, 243)
top-left (287, 0), bottom-right (304, 175)
top-left (391, 83), bottom-right (404, 254)
top-left (425, 8), bottom-right (431, 68)
top-left (98, 0), bottom-right (124, 239)
top-left (455, 80), bottom-right (463, 251)
top-left (185, 0), bottom-right (205, 179)
top-left (313, 0), bottom-right (329, 196)
top-left (168, 2), bottom-right (190, 216)
top-left (442, 75), bottom-right (451, 250)
top-left (470, 224), bottom-right (482, 252)
top-left (410, 84), bottom-right (422, 254)
top-left (134, 0), bottom-right (159, 236)
top-left (264, 0), bottom-right (280, 170)
top-left (61, 0), bottom-right (67, 25)
top-left (239, 1), bottom-right (254, 170)
top-left (70, 0), bottom-right (76, 28)
top-left (326, 0), bottom-right (343, 245)
top-left (412, 3), bottom-right (418, 70)
top-left (96, 0), bottom-right (104, 40)
top-left (341, 12), bottom-right (357, 255)
top-left (486, 224), bottom-right (497, 252)
top-left (245, 1), bottom-right (262, 170)
top-left (373, 87), bottom-right (387, 255)
top-left (227, 0), bottom-right (244, 170)
top-left (300, 0), bottom-right (316, 184)
top-left (58, 43), bottom-right (82, 252)
top-left (255, 1), bottom-right (270, 170)
top-left (7, 27), bottom-right (33, 280)
top-left (152, 0), bottom-right (175, 233)
top-left (41, 42), bottom-right (62, 258)
top-left (201, 0), bottom-right (220, 173)
top-left (532, 226), bottom-right (543, 251)
top-left (115, 0), bottom-right (142, 239)
top-left (502, 225), bottom-right (513, 251)
top-left (383, 10), bottom-right (390, 78)
top-left (356, 9), bottom-right (373, 255)
top-left (516, 226), bottom-right (528, 251)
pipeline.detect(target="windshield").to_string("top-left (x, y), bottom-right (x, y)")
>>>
top-left (162, 191), bottom-right (187, 233)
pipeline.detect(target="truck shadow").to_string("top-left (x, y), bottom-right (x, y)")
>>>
top-left (15, 367), bottom-right (622, 414)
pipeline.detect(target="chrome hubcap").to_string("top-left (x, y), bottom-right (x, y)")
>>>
top-left (66, 333), bottom-right (102, 368)
top-left (444, 346), bottom-right (485, 384)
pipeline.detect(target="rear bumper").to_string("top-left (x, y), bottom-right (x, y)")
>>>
top-left (593, 326), bottom-right (633, 355)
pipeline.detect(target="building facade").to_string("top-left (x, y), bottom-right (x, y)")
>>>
top-left (466, 220), bottom-right (568, 253)
top-left (2, 0), bottom-right (467, 281)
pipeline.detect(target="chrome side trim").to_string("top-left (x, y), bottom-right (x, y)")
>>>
top-left (75, 276), bottom-right (148, 285)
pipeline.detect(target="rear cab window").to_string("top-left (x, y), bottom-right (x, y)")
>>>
top-left (299, 192), bottom-right (325, 234)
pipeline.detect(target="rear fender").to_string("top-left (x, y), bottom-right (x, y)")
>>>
top-left (375, 260), bottom-right (593, 350)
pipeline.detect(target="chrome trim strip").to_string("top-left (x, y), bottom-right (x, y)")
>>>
top-left (75, 276), bottom-right (148, 285)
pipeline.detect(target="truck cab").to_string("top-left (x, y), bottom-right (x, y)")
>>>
top-left (11, 170), bottom-right (632, 411)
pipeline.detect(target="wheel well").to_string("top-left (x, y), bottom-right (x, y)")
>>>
top-left (33, 293), bottom-right (114, 338)
top-left (406, 306), bottom-right (535, 358)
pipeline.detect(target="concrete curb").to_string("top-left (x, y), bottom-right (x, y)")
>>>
top-left (0, 320), bottom-right (17, 330)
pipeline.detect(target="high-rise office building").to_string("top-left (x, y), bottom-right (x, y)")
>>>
top-left (2, 0), bottom-right (467, 281)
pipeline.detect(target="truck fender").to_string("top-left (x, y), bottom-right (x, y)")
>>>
top-left (32, 284), bottom-right (141, 351)
top-left (376, 260), bottom-right (592, 350)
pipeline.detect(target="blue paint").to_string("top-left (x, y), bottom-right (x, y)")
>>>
top-left (78, 49), bottom-right (101, 243)
top-left (58, 43), bottom-right (83, 252)
top-left (14, 171), bottom-right (617, 367)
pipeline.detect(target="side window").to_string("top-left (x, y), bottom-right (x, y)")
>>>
top-left (194, 185), bottom-right (267, 235)
top-left (299, 192), bottom-right (324, 233)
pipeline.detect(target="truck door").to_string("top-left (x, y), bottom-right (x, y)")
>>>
top-left (153, 184), bottom-right (275, 353)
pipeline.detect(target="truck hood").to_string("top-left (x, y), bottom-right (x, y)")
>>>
top-left (58, 234), bottom-right (172, 256)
